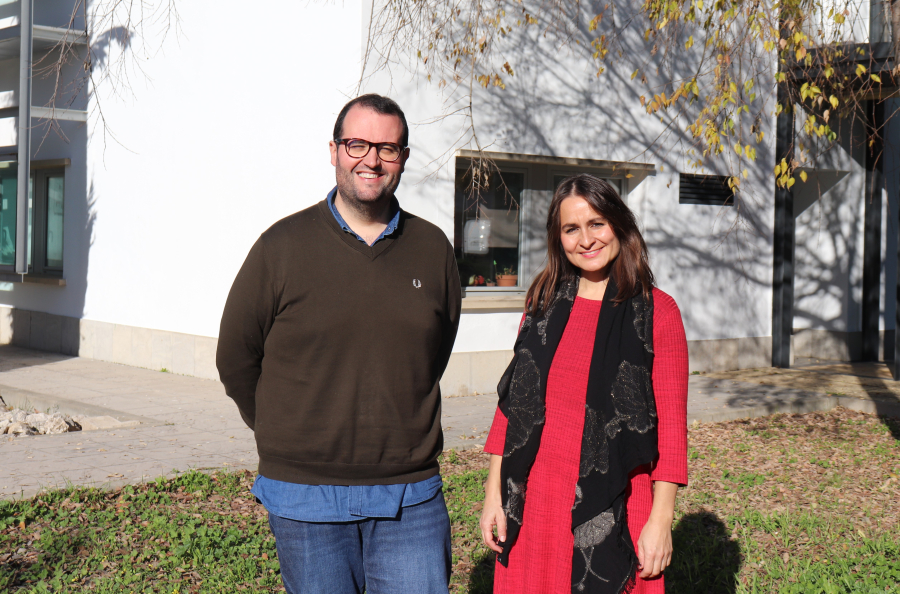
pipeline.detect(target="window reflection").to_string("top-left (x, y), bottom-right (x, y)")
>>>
top-left (454, 168), bottom-right (523, 288)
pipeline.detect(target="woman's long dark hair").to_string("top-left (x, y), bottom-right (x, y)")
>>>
top-left (526, 174), bottom-right (655, 317)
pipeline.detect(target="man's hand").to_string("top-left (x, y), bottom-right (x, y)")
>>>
top-left (480, 454), bottom-right (506, 553)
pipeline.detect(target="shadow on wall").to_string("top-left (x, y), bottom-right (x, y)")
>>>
top-left (463, 0), bottom-right (776, 358)
top-left (461, 1), bottom-right (900, 370)
top-left (4, 15), bottom-right (129, 356)
top-left (3, 182), bottom-right (96, 358)
top-left (791, 109), bottom-right (865, 339)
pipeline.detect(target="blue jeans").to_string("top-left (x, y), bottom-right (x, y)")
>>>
top-left (267, 491), bottom-right (451, 594)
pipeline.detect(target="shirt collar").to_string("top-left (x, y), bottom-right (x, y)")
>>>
top-left (326, 187), bottom-right (401, 245)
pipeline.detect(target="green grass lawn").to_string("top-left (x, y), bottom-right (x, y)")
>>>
top-left (1, 407), bottom-right (898, 593)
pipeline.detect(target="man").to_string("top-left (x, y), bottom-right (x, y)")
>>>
top-left (216, 94), bottom-right (461, 593)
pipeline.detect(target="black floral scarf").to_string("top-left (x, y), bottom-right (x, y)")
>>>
top-left (496, 275), bottom-right (658, 594)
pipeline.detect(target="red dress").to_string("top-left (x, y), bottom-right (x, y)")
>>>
top-left (484, 289), bottom-right (689, 594)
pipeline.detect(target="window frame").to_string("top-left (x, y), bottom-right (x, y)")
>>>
top-left (454, 154), bottom-right (643, 293)
top-left (0, 160), bottom-right (67, 277)
top-left (454, 162), bottom-right (530, 293)
top-left (30, 167), bottom-right (65, 276)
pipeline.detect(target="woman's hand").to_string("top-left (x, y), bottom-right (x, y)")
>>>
top-left (636, 480), bottom-right (679, 579)
top-left (480, 454), bottom-right (507, 553)
top-left (636, 514), bottom-right (673, 578)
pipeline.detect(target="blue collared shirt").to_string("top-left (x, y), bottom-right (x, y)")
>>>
top-left (253, 474), bottom-right (444, 522)
top-left (252, 187), bottom-right (440, 522)
top-left (326, 187), bottom-right (400, 245)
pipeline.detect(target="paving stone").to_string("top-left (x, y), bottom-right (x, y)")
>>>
top-left (76, 416), bottom-right (140, 431)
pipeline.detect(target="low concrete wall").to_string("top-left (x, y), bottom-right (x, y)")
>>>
top-left (0, 306), bottom-right (219, 380)
top-left (686, 336), bottom-right (773, 372)
top-left (7, 305), bottom-right (863, 394)
top-left (0, 306), bottom-right (513, 393)
top-left (791, 328), bottom-right (862, 361)
top-left (442, 350), bottom-right (514, 396)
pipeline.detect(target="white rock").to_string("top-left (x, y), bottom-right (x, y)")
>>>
top-left (7, 422), bottom-right (36, 436)
top-left (25, 413), bottom-right (51, 426)
top-left (39, 417), bottom-right (71, 435)
top-left (0, 408), bottom-right (83, 436)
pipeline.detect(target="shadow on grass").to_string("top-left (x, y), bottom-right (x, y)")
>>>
top-left (859, 363), bottom-right (900, 441)
top-left (667, 511), bottom-right (741, 594)
top-left (463, 511), bottom-right (741, 594)
top-left (466, 549), bottom-right (496, 594)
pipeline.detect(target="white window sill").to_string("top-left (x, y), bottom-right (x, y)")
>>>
top-left (0, 272), bottom-right (66, 286)
top-left (462, 289), bottom-right (525, 311)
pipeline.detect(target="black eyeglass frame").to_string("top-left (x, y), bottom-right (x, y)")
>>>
top-left (334, 138), bottom-right (407, 162)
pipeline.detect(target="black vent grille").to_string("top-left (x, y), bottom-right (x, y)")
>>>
top-left (679, 174), bottom-right (735, 206)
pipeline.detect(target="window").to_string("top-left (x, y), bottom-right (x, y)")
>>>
top-left (0, 163), bottom-right (65, 276)
top-left (678, 173), bottom-right (734, 206)
top-left (454, 152), bottom-right (645, 291)
top-left (454, 166), bottom-right (525, 289)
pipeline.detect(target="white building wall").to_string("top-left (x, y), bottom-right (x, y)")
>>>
top-left (80, 0), bottom-right (364, 338)
top-left (2, 0), bottom-right (892, 382)
top-left (355, 1), bottom-right (777, 351)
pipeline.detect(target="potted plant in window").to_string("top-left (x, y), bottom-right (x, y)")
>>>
top-left (496, 265), bottom-right (518, 287)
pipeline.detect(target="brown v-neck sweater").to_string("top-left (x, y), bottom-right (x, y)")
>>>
top-left (217, 199), bottom-right (461, 485)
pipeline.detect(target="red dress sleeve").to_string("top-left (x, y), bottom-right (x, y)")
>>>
top-left (649, 288), bottom-right (689, 485)
top-left (484, 406), bottom-right (508, 455)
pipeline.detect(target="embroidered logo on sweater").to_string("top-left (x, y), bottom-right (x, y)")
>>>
top-left (413, 279), bottom-right (422, 288)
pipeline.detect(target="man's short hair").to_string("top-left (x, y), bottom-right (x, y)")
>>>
top-left (333, 94), bottom-right (409, 148)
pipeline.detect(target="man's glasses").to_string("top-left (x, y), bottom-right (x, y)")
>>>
top-left (334, 138), bottom-right (405, 162)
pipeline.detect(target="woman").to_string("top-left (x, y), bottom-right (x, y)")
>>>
top-left (479, 174), bottom-right (688, 594)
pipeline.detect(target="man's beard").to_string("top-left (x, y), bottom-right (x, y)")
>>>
top-left (335, 165), bottom-right (400, 220)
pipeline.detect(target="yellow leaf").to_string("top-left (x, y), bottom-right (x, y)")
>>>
top-left (829, 95), bottom-right (839, 109)
top-left (685, 36), bottom-right (694, 49)
top-left (632, 68), bottom-right (639, 80)
top-left (742, 169), bottom-right (748, 179)
top-left (871, 74), bottom-right (882, 83)
top-left (856, 64), bottom-right (867, 77)
top-left (799, 170), bottom-right (808, 182)
top-left (787, 177), bottom-right (796, 188)
top-left (734, 143), bottom-right (743, 155)
top-left (625, 173), bottom-right (634, 179)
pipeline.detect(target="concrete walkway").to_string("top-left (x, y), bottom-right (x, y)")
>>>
top-left (1, 346), bottom-right (898, 500)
